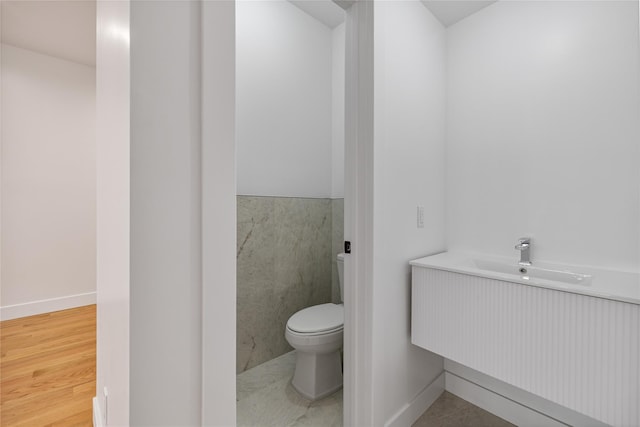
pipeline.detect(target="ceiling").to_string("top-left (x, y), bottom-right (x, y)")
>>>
top-left (288, 0), bottom-right (345, 29)
top-left (288, 0), bottom-right (496, 29)
top-left (1, 0), bottom-right (96, 67)
top-left (0, 0), bottom-right (493, 67)
top-left (421, 0), bottom-right (497, 27)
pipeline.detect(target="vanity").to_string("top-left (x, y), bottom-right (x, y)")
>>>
top-left (411, 251), bottom-right (640, 427)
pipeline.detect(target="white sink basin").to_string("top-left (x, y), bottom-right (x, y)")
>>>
top-left (471, 258), bottom-right (593, 286)
top-left (410, 251), bottom-right (640, 304)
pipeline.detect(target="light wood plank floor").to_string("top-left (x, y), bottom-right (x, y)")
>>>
top-left (1, 305), bottom-right (96, 427)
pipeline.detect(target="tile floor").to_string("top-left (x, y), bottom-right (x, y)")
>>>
top-left (413, 391), bottom-right (515, 427)
top-left (237, 351), bottom-right (514, 427)
top-left (237, 351), bottom-right (343, 427)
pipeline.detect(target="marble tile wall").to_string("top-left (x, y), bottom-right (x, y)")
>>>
top-left (331, 199), bottom-right (344, 304)
top-left (237, 196), bottom-right (344, 373)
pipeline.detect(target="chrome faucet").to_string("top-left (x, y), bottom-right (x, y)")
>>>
top-left (515, 237), bottom-right (531, 266)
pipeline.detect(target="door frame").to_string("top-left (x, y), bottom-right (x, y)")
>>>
top-left (335, 1), bottom-right (375, 425)
top-left (96, 0), bottom-right (375, 424)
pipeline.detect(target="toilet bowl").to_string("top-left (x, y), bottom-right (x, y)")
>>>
top-left (285, 253), bottom-right (345, 400)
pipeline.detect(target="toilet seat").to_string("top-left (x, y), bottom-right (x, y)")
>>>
top-left (287, 303), bottom-right (343, 334)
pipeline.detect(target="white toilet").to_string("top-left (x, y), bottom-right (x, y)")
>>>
top-left (285, 253), bottom-right (345, 400)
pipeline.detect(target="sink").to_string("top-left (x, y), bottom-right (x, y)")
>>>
top-left (471, 258), bottom-right (593, 286)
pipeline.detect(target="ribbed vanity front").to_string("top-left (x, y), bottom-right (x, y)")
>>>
top-left (411, 267), bottom-right (640, 427)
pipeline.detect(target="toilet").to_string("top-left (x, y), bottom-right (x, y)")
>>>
top-left (285, 253), bottom-right (345, 400)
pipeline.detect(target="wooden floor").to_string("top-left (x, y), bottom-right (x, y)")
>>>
top-left (1, 305), bottom-right (96, 427)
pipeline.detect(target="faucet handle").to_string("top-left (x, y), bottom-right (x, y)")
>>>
top-left (515, 237), bottom-right (532, 265)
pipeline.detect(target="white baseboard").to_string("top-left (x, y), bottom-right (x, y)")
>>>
top-left (444, 360), bottom-right (608, 427)
top-left (93, 396), bottom-right (104, 427)
top-left (385, 371), bottom-right (445, 427)
top-left (0, 292), bottom-right (96, 321)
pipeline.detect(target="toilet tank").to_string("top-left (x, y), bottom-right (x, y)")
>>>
top-left (337, 253), bottom-right (345, 302)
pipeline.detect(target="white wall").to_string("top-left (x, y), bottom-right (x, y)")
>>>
top-left (1, 43), bottom-right (96, 320)
top-left (236, 0), bottom-right (336, 198)
top-left (446, 1), bottom-right (640, 271)
top-left (332, 22), bottom-right (345, 199)
top-left (129, 1), bottom-right (202, 424)
top-left (95, 0), bottom-right (130, 424)
top-left (201, 1), bottom-right (237, 423)
top-left (96, 1), bottom-right (236, 425)
top-left (372, 1), bottom-right (446, 424)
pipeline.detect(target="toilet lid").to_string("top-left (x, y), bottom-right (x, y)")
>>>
top-left (287, 303), bottom-right (344, 334)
